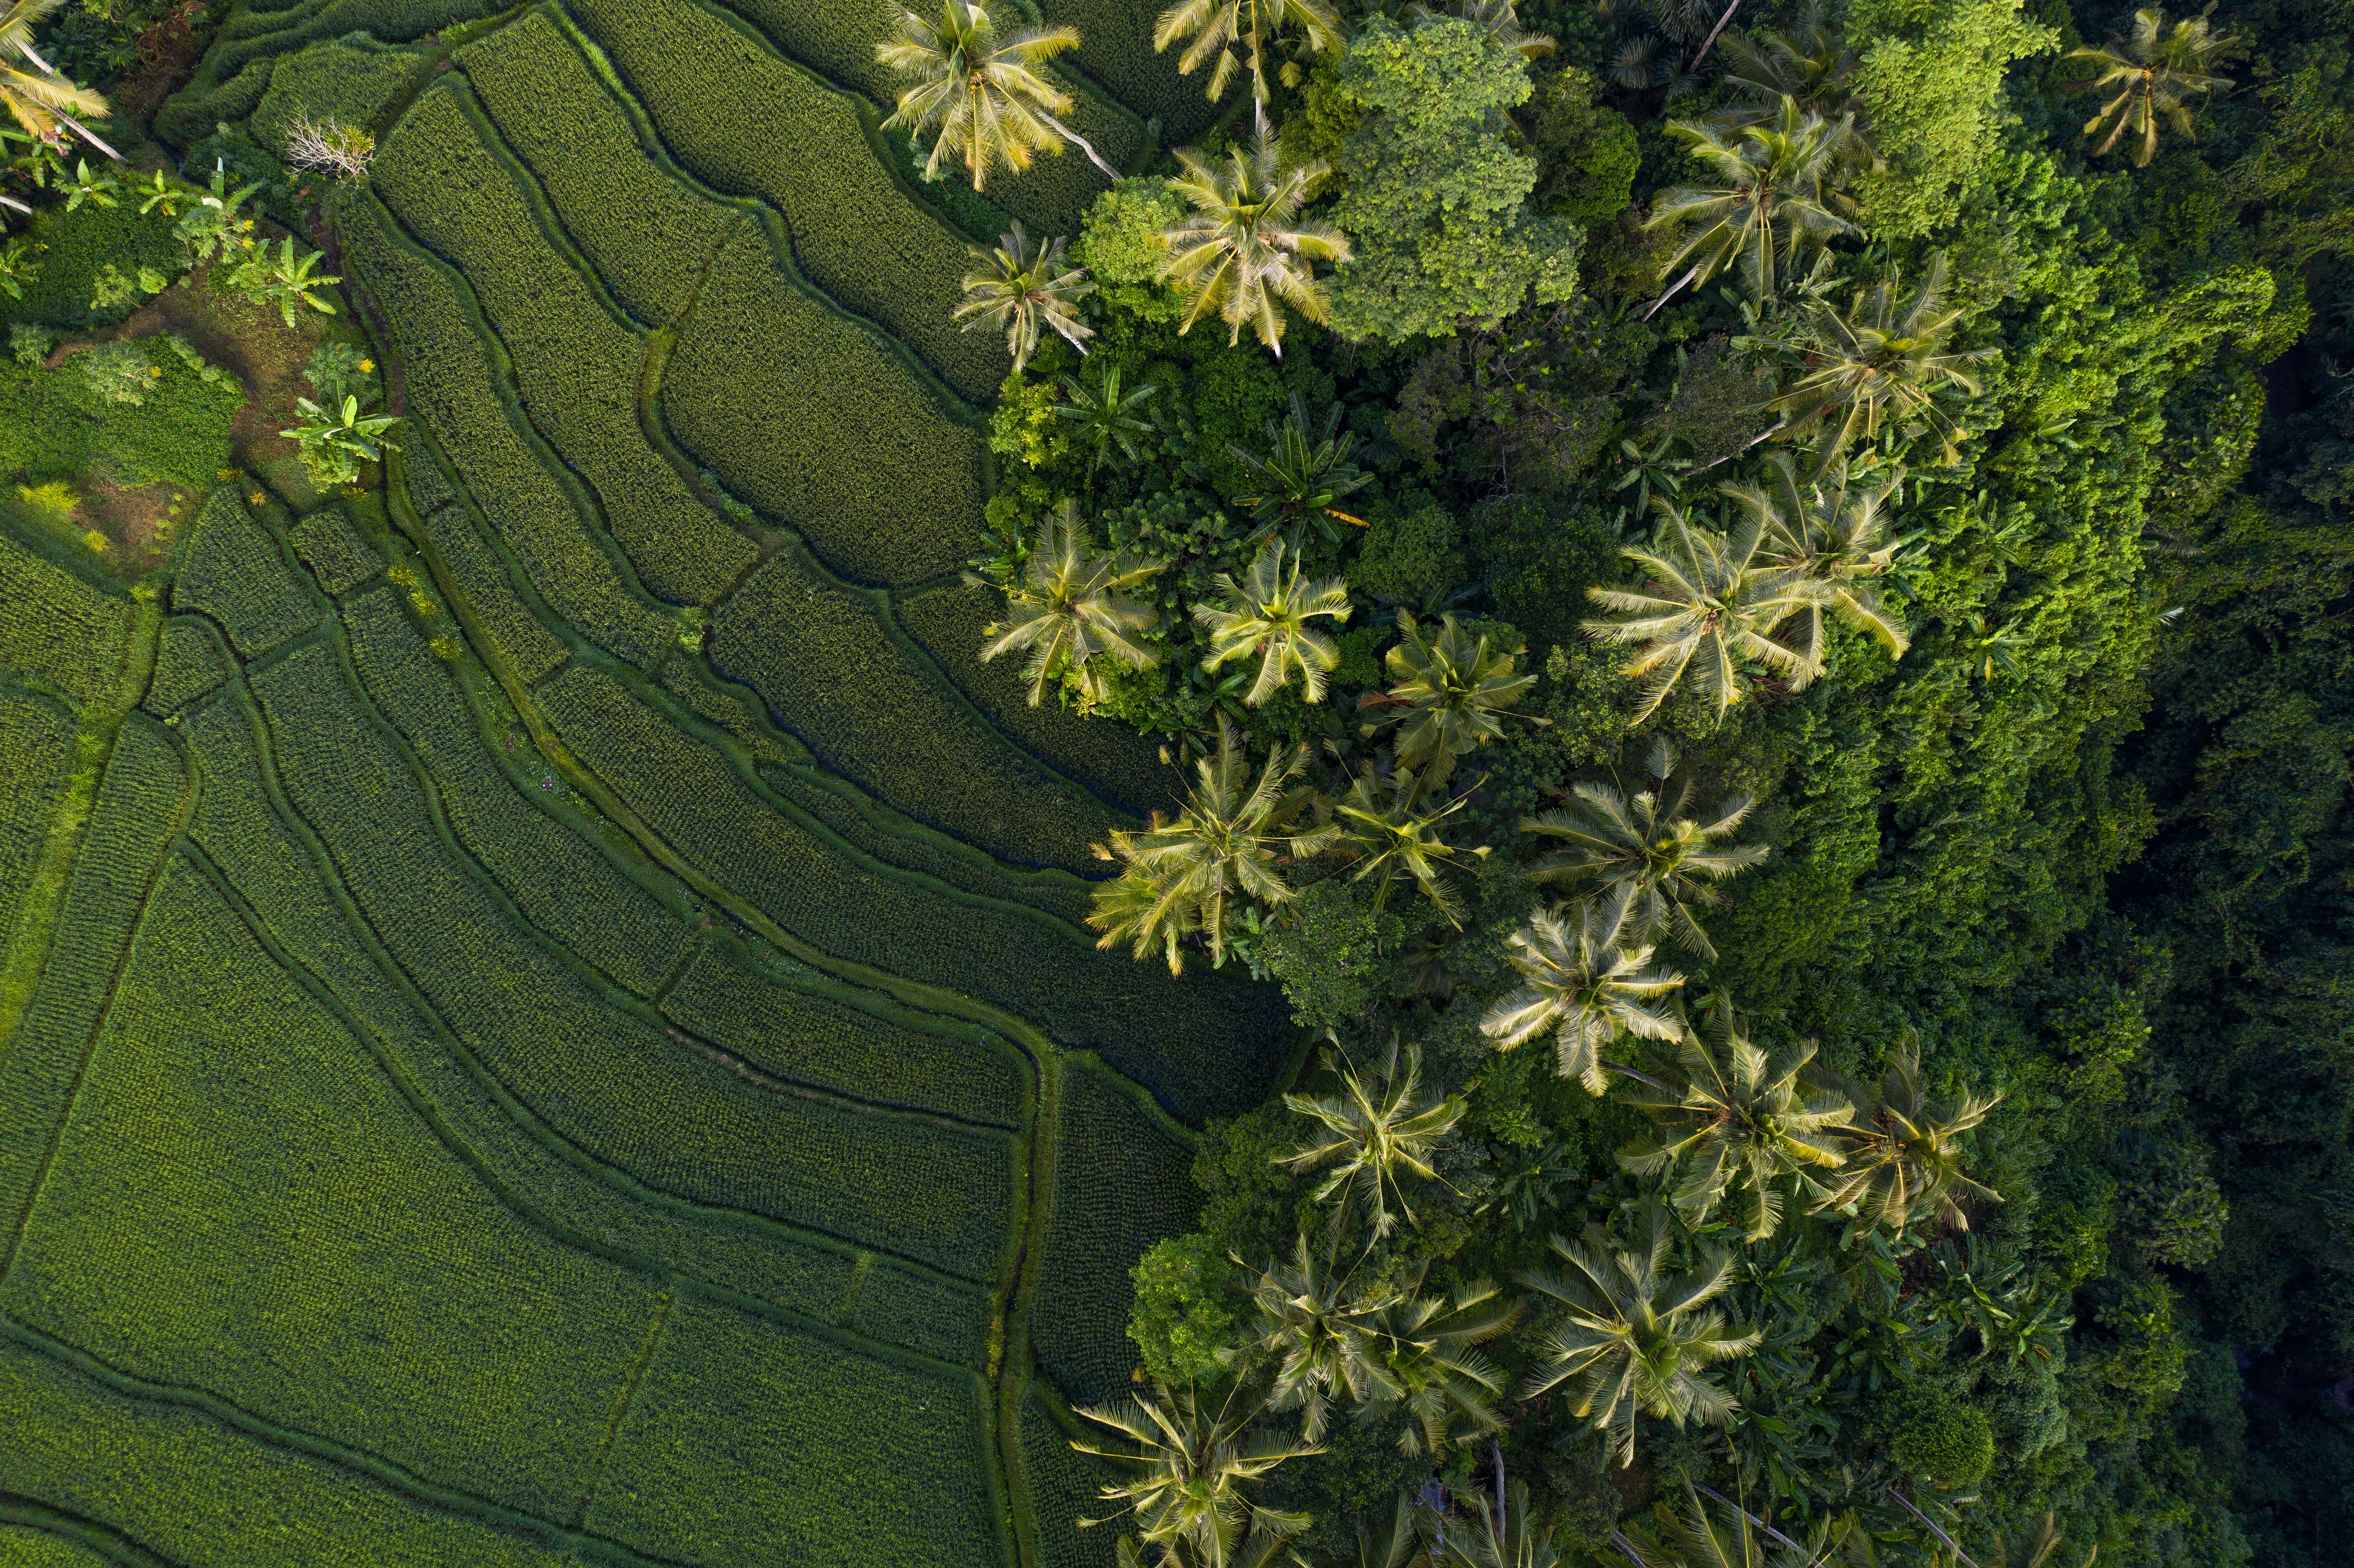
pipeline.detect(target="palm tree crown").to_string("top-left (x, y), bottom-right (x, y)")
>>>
top-left (1238, 1234), bottom-right (1395, 1441)
top-left (1, 0), bottom-right (111, 156)
top-left (1809, 1036), bottom-right (2001, 1236)
top-left (1727, 450), bottom-right (1910, 663)
top-left (1479, 887), bottom-right (1687, 1092)
top-left (1088, 716), bottom-right (1331, 973)
top-left (1616, 999), bottom-right (1855, 1242)
top-left (1753, 252), bottom-right (1994, 465)
top-left (1360, 1273), bottom-right (1520, 1456)
top-left (1647, 96), bottom-right (1856, 303)
top-left (1194, 536), bottom-right (1354, 705)
top-left (1056, 364), bottom-right (1161, 474)
top-left (1584, 503), bottom-right (1823, 724)
top-left (1364, 610), bottom-right (1538, 789)
top-left (2068, 6), bottom-right (2240, 167)
top-left (1330, 759), bottom-right (1483, 925)
top-left (1283, 1037), bottom-right (1464, 1243)
top-left (878, 2), bottom-right (1090, 190)
top-left (1226, 392), bottom-right (1373, 544)
top-left (1520, 1200), bottom-right (1762, 1465)
top-left (1705, 1), bottom-right (1876, 170)
top-left (954, 221), bottom-right (1094, 373)
top-left (1073, 1381), bottom-right (1318, 1565)
top-left (1520, 735), bottom-right (1766, 961)
top-left (1154, 0), bottom-right (1343, 104)
top-left (1159, 131), bottom-right (1350, 355)
top-left (979, 500), bottom-right (1161, 706)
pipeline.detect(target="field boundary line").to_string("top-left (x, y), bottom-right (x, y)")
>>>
top-left (0, 1493), bottom-right (181, 1568)
top-left (571, 1288), bottom-right (674, 1529)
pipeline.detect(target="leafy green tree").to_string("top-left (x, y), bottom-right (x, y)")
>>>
top-left (1728, 451), bottom-right (1909, 666)
top-left (1073, 1381), bottom-right (1318, 1563)
top-left (1238, 1233), bottom-right (1395, 1440)
top-left (1520, 735), bottom-right (1766, 962)
top-left (1330, 759), bottom-right (1483, 924)
top-left (1130, 1234), bottom-right (1244, 1385)
top-left (1809, 1036), bottom-right (2000, 1236)
top-left (1089, 716), bottom-right (1331, 973)
top-left (1646, 97), bottom-right (1856, 307)
top-left (1519, 1200), bottom-right (1761, 1465)
top-left (1324, 17), bottom-right (1581, 344)
top-left (1160, 131), bottom-right (1350, 355)
top-left (1407, 0), bottom-right (1554, 60)
top-left (1154, 0), bottom-right (1344, 103)
top-left (1195, 537), bottom-right (1354, 705)
top-left (1075, 176), bottom-right (1189, 320)
top-left (279, 395), bottom-right (401, 487)
top-left (1846, 0), bottom-right (2058, 238)
top-left (1749, 253), bottom-right (1993, 466)
top-left (1282, 1037), bottom-right (1464, 1243)
top-left (1526, 64), bottom-right (1640, 227)
top-left (1360, 610), bottom-right (1536, 788)
top-left (2067, 6), bottom-right (2241, 168)
top-left (1225, 392), bottom-right (1373, 544)
top-left (1479, 887), bottom-right (1687, 1092)
top-left (877, 2), bottom-right (1118, 190)
top-left (1360, 1274), bottom-right (1520, 1455)
top-left (979, 499), bottom-right (1160, 705)
top-left (955, 221), bottom-right (1095, 373)
top-left (1617, 999), bottom-right (1855, 1242)
top-left (0, 1), bottom-right (114, 159)
top-left (1055, 364), bottom-right (1161, 474)
top-left (1582, 504), bottom-right (1822, 724)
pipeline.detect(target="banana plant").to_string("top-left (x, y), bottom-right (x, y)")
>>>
top-left (280, 395), bottom-right (401, 486)
top-left (234, 236), bottom-right (341, 327)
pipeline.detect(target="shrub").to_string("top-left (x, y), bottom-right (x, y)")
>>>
top-left (1127, 1232), bottom-right (1242, 1384)
top-left (1877, 1384), bottom-right (1996, 1488)
top-left (1354, 490), bottom-right (1466, 607)
top-left (1074, 176), bottom-right (1187, 322)
top-left (9, 324), bottom-right (53, 365)
top-left (302, 341), bottom-right (380, 410)
top-left (79, 341), bottom-right (160, 407)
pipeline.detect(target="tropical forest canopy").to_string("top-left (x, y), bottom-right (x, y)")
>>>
top-left (0, 0), bottom-right (2346, 1565)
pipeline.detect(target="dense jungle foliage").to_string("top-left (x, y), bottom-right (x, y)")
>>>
top-left (944, 0), bottom-right (2354, 1562)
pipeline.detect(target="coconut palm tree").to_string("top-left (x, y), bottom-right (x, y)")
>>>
top-left (1074, 1381), bottom-right (1319, 1565)
top-left (1704, 2), bottom-right (1876, 171)
top-left (1645, 96), bottom-right (1856, 310)
top-left (1089, 716), bottom-right (1331, 973)
top-left (1227, 392), bottom-right (1373, 544)
top-left (1725, 451), bottom-right (1909, 664)
top-left (0, 1), bottom-right (115, 159)
top-left (1238, 1234), bottom-right (1398, 1441)
top-left (1616, 999), bottom-right (1855, 1242)
top-left (1159, 131), bottom-right (1349, 356)
top-left (1520, 736), bottom-right (1767, 962)
top-left (1617, 1482), bottom-right (1843, 1568)
top-left (1055, 364), bottom-right (1161, 474)
top-left (1584, 503), bottom-right (1823, 725)
top-left (1479, 887), bottom-right (1688, 1093)
top-left (1361, 611), bottom-right (1538, 790)
top-left (1809, 1036), bottom-right (2001, 1236)
top-left (1330, 761), bottom-right (1484, 926)
top-left (1519, 1200), bottom-right (1761, 1465)
top-left (1283, 1037), bottom-right (1464, 1243)
top-left (980, 499), bottom-right (1161, 706)
top-left (1753, 253), bottom-right (1994, 466)
top-left (1361, 1274), bottom-right (1520, 1456)
top-left (878, 2), bottom-right (1120, 191)
top-left (1195, 537), bottom-right (1354, 705)
top-left (1154, 0), bottom-right (1344, 104)
top-left (1428, 1479), bottom-right (1565, 1568)
top-left (954, 222), bottom-right (1095, 373)
top-left (2068, 6), bottom-right (2240, 168)
top-left (1409, 0), bottom-right (1556, 59)
top-left (1334, 1495), bottom-right (1429, 1568)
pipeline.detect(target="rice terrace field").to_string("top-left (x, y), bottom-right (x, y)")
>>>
top-left (0, 1), bottom-right (1274, 1562)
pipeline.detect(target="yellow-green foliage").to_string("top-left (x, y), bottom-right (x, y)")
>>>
top-left (568, 0), bottom-right (1005, 401)
top-left (0, 687), bottom-right (77, 948)
top-left (667, 227), bottom-right (988, 586)
top-left (372, 85), bottom-right (757, 606)
top-left (172, 489), bottom-right (322, 659)
top-left (710, 550), bottom-right (1117, 871)
top-left (660, 939), bottom-right (1027, 1127)
top-left (0, 1339), bottom-right (579, 1567)
top-left (408, 482), bottom-right (571, 681)
top-left (458, 8), bottom-right (744, 327)
top-left (140, 616), bottom-right (229, 719)
top-left (1029, 1062), bottom-right (1200, 1406)
top-left (0, 532), bottom-right (131, 706)
top-left (339, 195), bottom-right (674, 668)
top-left (0, 347), bottom-right (240, 490)
top-left (0, 1525), bottom-right (110, 1565)
top-left (537, 664), bottom-right (1293, 1119)
top-left (1, 858), bottom-right (669, 1517)
top-left (583, 1299), bottom-right (1004, 1565)
top-left (895, 580), bottom-right (1189, 818)
top-left (250, 639), bottom-right (1021, 1280)
top-left (287, 506), bottom-right (384, 596)
top-left (339, 588), bottom-right (690, 999)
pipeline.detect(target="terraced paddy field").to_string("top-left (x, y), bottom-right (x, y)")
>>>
top-left (0, 4), bottom-right (1282, 1564)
